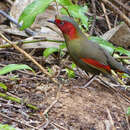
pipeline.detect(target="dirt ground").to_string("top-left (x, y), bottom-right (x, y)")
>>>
top-left (46, 81), bottom-right (130, 130)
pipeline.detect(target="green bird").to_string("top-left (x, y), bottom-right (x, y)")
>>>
top-left (48, 16), bottom-right (130, 84)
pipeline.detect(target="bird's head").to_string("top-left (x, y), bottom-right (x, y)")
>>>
top-left (48, 16), bottom-right (81, 40)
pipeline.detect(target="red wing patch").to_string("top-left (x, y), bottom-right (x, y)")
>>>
top-left (81, 58), bottom-right (111, 72)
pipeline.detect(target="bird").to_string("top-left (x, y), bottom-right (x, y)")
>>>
top-left (48, 16), bottom-right (130, 86)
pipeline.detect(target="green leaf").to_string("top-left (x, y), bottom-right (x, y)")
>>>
top-left (57, 0), bottom-right (73, 6)
top-left (89, 36), bottom-right (130, 56)
top-left (43, 47), bottom-right (59, 58)
top-left (59, 43), bottom-right (66, 57)
top-left (60, 5), bottom-right (89, 29)
top-left (47, 67), bottom-right (53, 74)
top-left (126, 107), bottom-right (130, 116)
top-left (88, 36), bottom-right (115, 55)
top-left (71, 63), bottom-right (76, 69)
top-left (66, 68), bottom-right (75, 78)
top-left (0, 82), bottom-right (7, 91)
top-left (0, 124), bottom-right (16, 130)
top-left (65, 63), bottom-right (76, 78)
top-left (0, 64), bottom-right (34, 75)
top-left (115, 47), bottom-right (130, 56)
top-left (59, 43), bottom-right (66, 50)
top-left (122, 73), bottom-right (130, 78)
top-left (19, 0), bottom-right (53, 30)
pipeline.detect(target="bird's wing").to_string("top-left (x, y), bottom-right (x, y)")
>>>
top-left (79, 38), bottom-right (111, 73)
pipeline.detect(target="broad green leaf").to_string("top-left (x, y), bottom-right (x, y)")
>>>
top-left (0, 82), bottom-right (7, 91)
top-left (57, 0), bottom-right (73, 6)
top-left (115, 47), bottom-right (130, 56)
top-left (60, 5), bottom-right (89, 29)
top-left (88, 36), bottom-right (115, 54)
top-left (0, 124), bottom-right (16, 130)
top-left (19, 0), bottom-right (53, 30)
top-left (0, 64), bottom-right (34, 75)
top-left (126, 107), bottom-right (130, 116)
top-left (43, 47), bottom-right (58, 58)
top-left (89, 36), bottom-right (130, 56)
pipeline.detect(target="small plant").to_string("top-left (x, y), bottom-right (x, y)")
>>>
top-left (0, 124), bottom-right (17, 130)
top-left (126, 107), bottom-right (130, 116)
top-left (65, 63), bottom-right (76, 78)
top-left (0, 64), bottom-right (34, 75)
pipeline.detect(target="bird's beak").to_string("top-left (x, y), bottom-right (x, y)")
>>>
top-left (48, 20), bottom-right (55, 24)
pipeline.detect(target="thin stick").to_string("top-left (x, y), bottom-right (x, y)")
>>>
top-left (101, 0), bottom-right (130, 27)
top-left (0, 112), bottom-right (37, 129)
top-left (111, 70), bottom-right (125, 86)
top-left (0, 32), bottom-right (59, 85)
top-left (112, 0), bottom-right (130, 12)
top-left (51, 122), bottom-right (68, 130)
top-left (0, 10), bottom-right (35, 36)
top-left (97, 77), bottom-right (130, 103)
top-left (43, 100), bottom-right (57, 115)
top-left (90, 0), bottom-right (96, 35)
top-left (0, 92), bottom-right (38, 110)
top-left (106, 107), bottom-right (116, 130)
top-left (101, 2), bottom-right (111, 30)
top-left (0, 38), bottom-right (64, 49)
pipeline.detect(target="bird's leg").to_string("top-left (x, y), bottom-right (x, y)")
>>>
top-left (80, 75), bottom-right (97, 88)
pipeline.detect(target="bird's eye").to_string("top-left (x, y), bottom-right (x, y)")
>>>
top-left (60, 21), bottom-right (64, 25)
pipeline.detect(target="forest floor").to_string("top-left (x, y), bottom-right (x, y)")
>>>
top-left (0, 0), bottom-right (130, 130)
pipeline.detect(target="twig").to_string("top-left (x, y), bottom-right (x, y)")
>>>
top-left (106, 107), bottom-right (116, 130)
top-left (115, 56), bottom-right (130, 60)
top-left (113, 54), bottom-right (130, 64)
top-left (61, 5), bottom-right (71, 17)
top-left (120, 104), bottom-right (130, 130)
top-left (0, 32), bottom-right (59, 85)
top-left (111, 70), bottom-right (125, 85)
top-left (96, 77), bottom-right (130, 103)
top-left (36, 120), bottom-right (51, 129)
top-left (0, 10), bottom-right (35, 36)
top-left (0, 112), bottom-right (37, 129)
top-left (112, 0), bottom-right (130, 12)
top-left (114, 15), bottom-right (118, 27)
top-left (43, 100), bottom-right (57, 115)
top-left (0, 38), bottom-right (64, 49)
top-left (0, 92), bottom-right (38, 110)
top-left (101, 2), bottom-right (111, 30)
top-left (51, 122), bottom-right (68, 130)
top-left (90, 0), bottom-right (96, 35)
top-left (101, 0), bottom-right (130, 27)
top-left (55, 0), bottom-right (60, 17)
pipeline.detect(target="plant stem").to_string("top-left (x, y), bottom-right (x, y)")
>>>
top-left (0, 92), bottom-right (38, 110)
